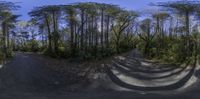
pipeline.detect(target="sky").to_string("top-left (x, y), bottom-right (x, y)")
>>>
top-left (5, 0), bottom-right (176, 21)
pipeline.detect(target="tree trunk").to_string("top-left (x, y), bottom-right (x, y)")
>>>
top-left (106, 15), bottom-right (110, 49)
top-left (185, 11), bottom-right (190, 56)
top-left (2, 22), bottom-right (8, 57)
top-left (52, 11), bottom-right (59, 53)
top-left (85, 14), bottom-right (88, 52)
top-left (44, 15), bottom-right (52, 51)
top-left (80, 10), bottom-right (85, 50)
top-left (95, 18), bottom-right (98, 57)
top-left (70, 13), bottom-right (75, 55)
top-left (101, 10), bottom-right (104, 53)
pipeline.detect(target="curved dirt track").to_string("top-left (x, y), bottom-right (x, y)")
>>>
top-left (0, 52), bottom-right (200, 99)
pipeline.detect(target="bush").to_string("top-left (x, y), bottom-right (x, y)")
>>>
top-left (43, 46), bottom-right (71, 58)
top-left (57, 47), bottom-right (71, 58)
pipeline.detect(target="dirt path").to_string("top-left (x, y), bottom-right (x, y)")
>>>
top-left (0, 52), bottom-right (200, 99)
top-left (0, 52), bottom-right (71, 94)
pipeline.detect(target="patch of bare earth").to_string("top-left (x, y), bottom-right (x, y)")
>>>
top-left (35, 54), bottom-right (115, 91)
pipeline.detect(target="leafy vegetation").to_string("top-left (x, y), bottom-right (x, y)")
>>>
top-left (27, 2), bottom-right (138, 60)
top-left (1, 0), bottom-right (200, 64)
top-left (0, 1), bottom-right (19, 64)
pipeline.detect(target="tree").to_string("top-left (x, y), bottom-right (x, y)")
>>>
top-left (29, 5), bottom-right (62, 54)
top-left (138, 18), bottom-right (155, 57)
top-left (0, 1), bottom-right (19, 57)
top-left (112, 10), bottom-right (138, 53)
top-left (104, 4), bottom-right (121, 53)
top-left (44, 5), bottom-right (61, 53)
top-left (157, 0), bottom-right (200, 58)
top-left (64, 5), bottom-right (77, 55)
top-left (28, 2), bottom-right (140, 59)
top-left (152, 12), bottom-right (170, 57)
top-left (29, 7), bottom-right (53, 52)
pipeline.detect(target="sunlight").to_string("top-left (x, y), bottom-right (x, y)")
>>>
top-left (0, 0), bottom-right (200, 98)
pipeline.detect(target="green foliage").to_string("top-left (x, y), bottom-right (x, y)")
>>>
top-left (30, 40), bottom-right (39, 52)
top-left (27, 2), bottom-right (138, 61)
top-left (57, 47), bottom-right (70, 58)
top-left (43, 45), bottom-right (70, 58)
top-left (160, 38), bottom-right (184, 63)
top-left (118, 38), bottom-right (134, 53)
top-left (43, 48), bottom-right (56, 58)
top-left (17, 40), bottom-right (39, 52)
top-left (137, 35), bottom-right (194, 63)
top-left (7, 1), bottom-right (200, 64)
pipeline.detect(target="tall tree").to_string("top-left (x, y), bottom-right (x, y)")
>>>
top-left (112, 10), bottom-right (138, 53)
top-left (64, 5), bottom-right (77, 55)
top-left (157, 0), bottom-right (199, 58)
top-left (0, 1), bottom-right (19, 58)
top-left (138, 18), bottom-right (155, 57)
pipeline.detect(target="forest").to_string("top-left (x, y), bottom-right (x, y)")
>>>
top-left (0, 0), bottom-right (200, 98)
top-left (0, 1), bottom-right (199, 63)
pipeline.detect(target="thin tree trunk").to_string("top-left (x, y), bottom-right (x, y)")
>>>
top-left (95, 19), bottom-right (98, 57)
top-left (101, 10), bottom-right (104, 53)
top-left (106, 16), bottom-right (110, 49)
top-left (2, 22), bottom-right (8, 57)
top-left (70, 13), bottom-right (75, 55)
top-left (80, 10), bottom-right (85, 50)
top-left (52, 11), bottom-right (58, 52)
top-left (44, 15), bottom-right (52, 51)
top-left (85, 14), bottom-right (88, 52)
top-left (74, 23), bottom-right (77, 52)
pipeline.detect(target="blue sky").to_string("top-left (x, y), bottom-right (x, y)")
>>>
top-left (6, 0), bottom-right (175, 21)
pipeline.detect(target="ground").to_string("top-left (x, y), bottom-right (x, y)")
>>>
top-left (0, 52), bottom-right (200, 99)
